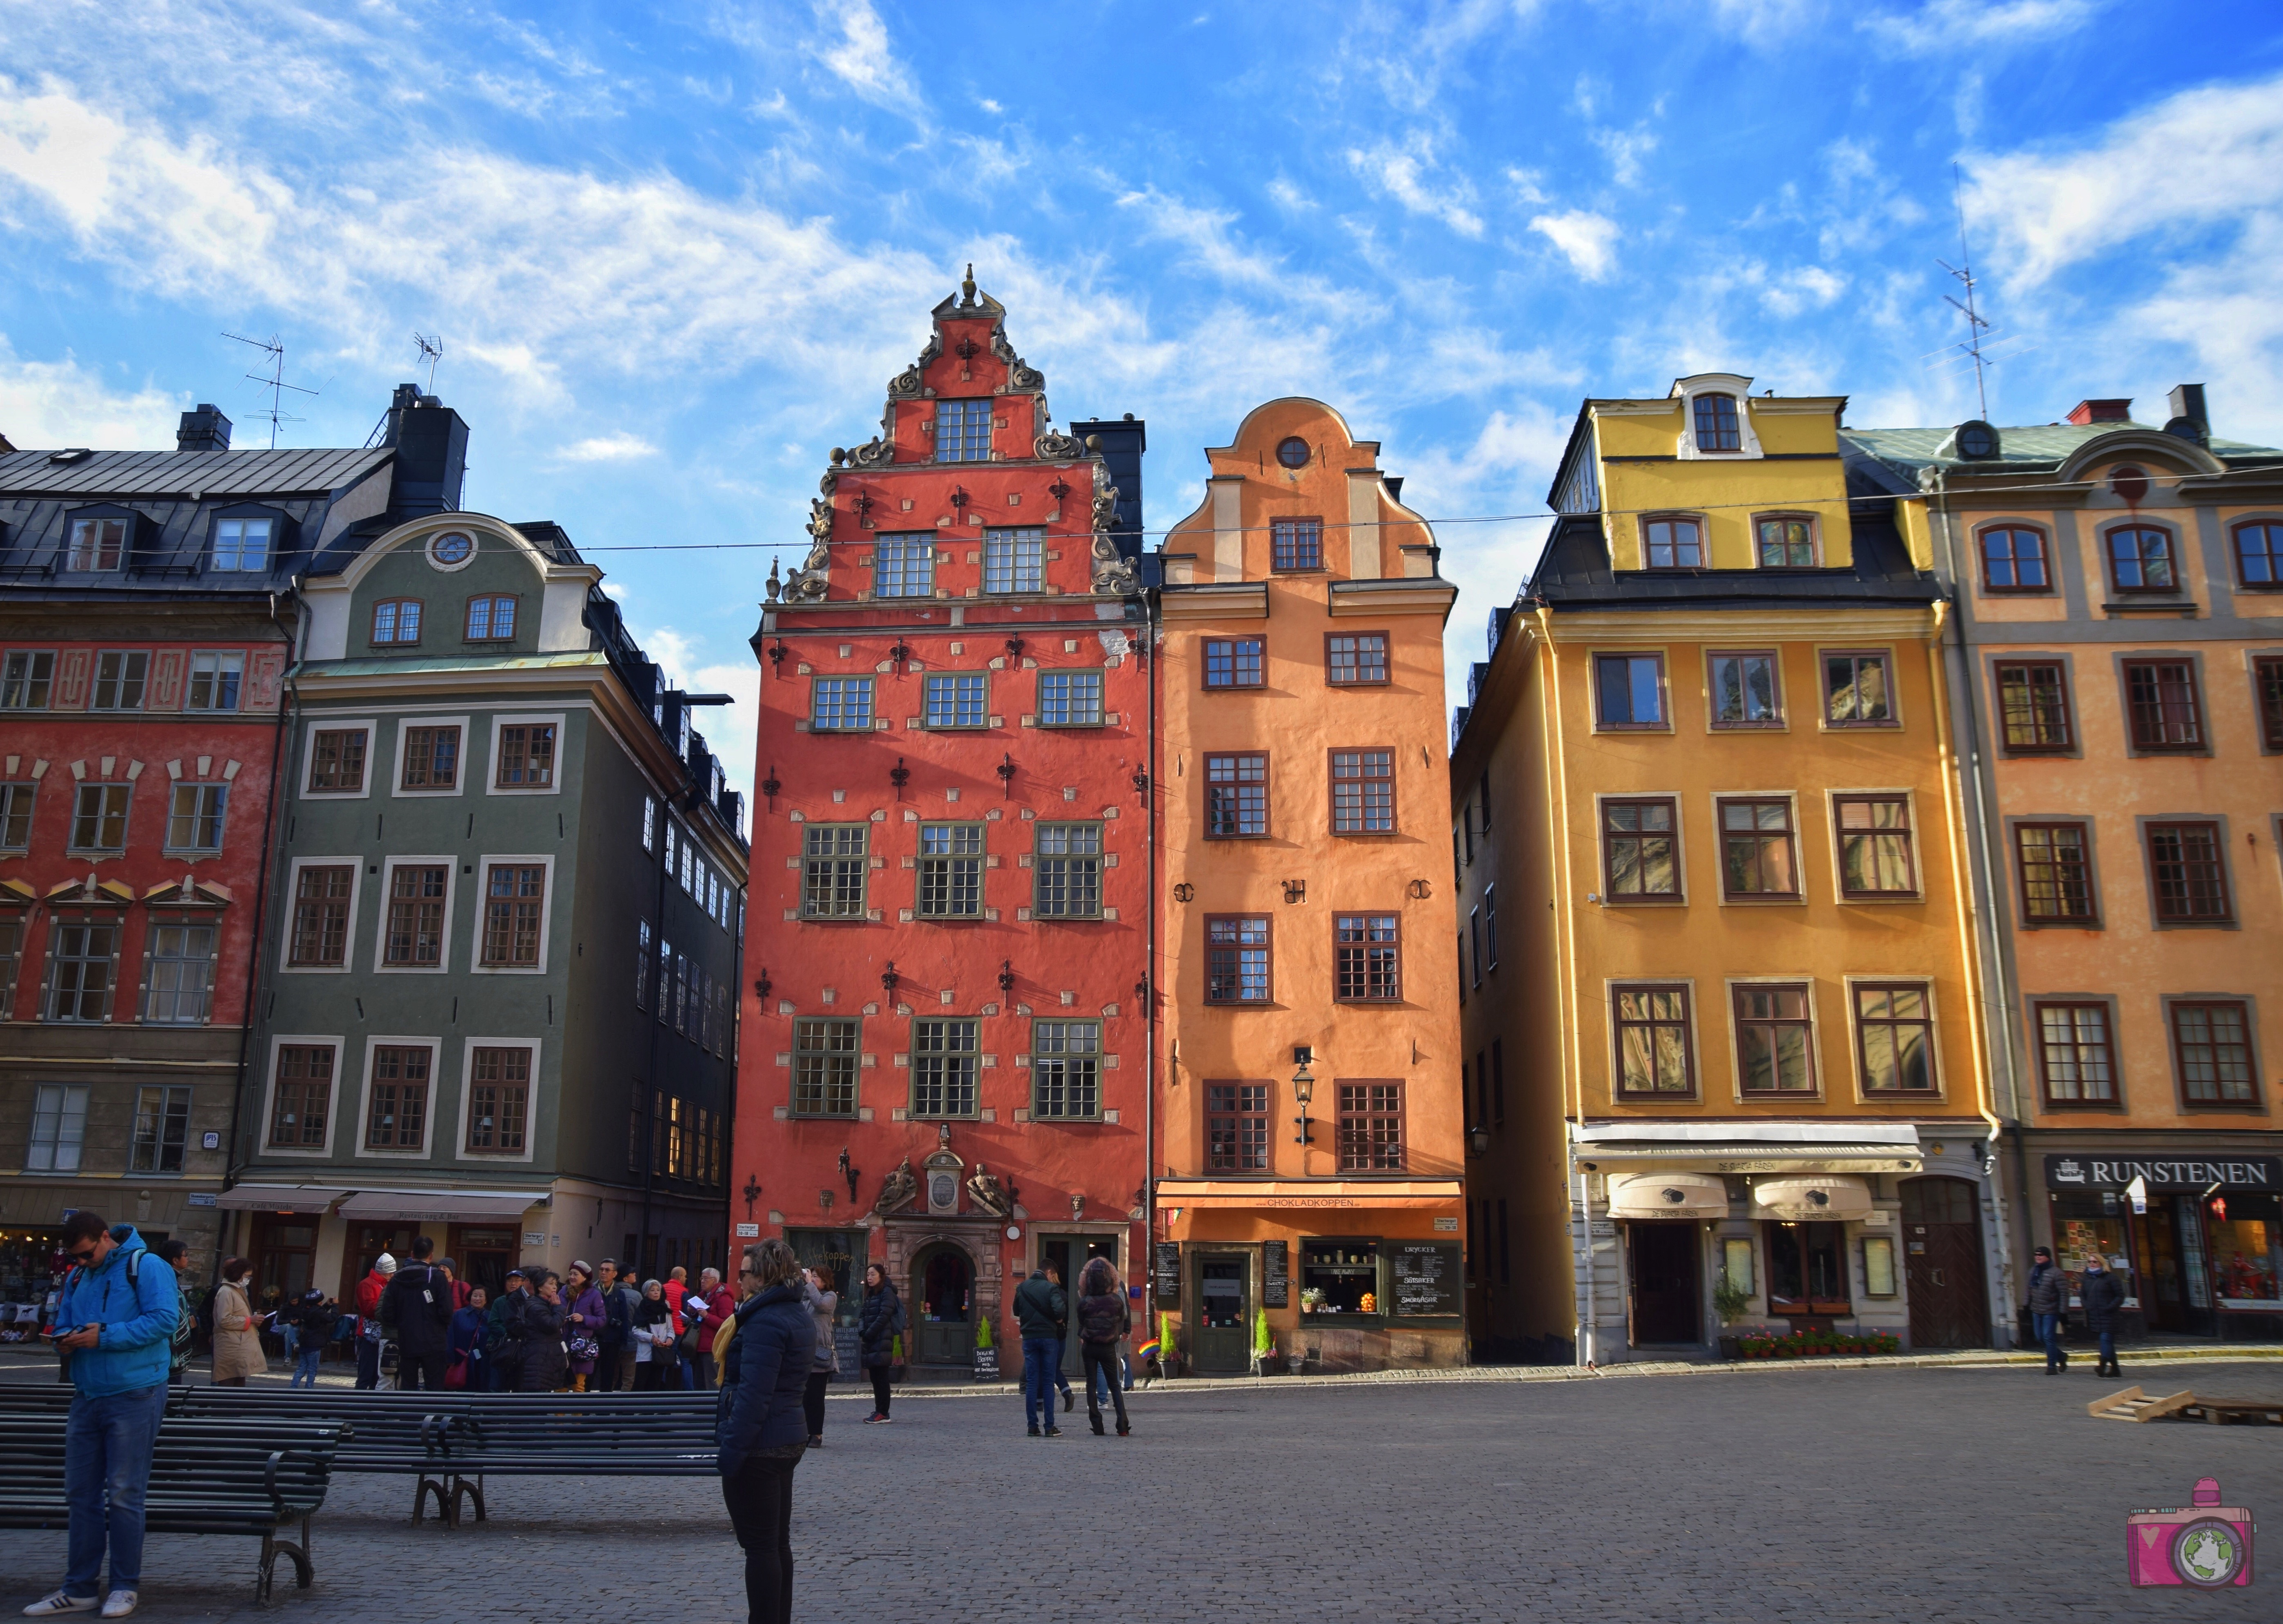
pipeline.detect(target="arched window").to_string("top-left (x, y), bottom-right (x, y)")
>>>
top-left (1641, 515), bottom-right (1702, 569)
top-left (1755, 515), bottom-right (1816, 568)
top-left (2234, 521), bottom-right (2283, 589)
top-left (1977, 526), bottom-right (2050, 592)
top-left (2105, 525), bottom-right (2176, 593)
top-left (1693, 393), bottom-right (1741, 453)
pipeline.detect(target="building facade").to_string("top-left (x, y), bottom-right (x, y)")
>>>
top-left (1153, 398), bottom-right (1466, 1374)
top-left (1455, 374), bottom-right (2011, 1365)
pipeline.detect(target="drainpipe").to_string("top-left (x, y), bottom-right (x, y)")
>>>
top-left (1142, 592), bottom-right (1160, 1331)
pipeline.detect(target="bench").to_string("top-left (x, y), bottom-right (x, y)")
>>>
top-left (0, 1416), bottom-right (340, 1606)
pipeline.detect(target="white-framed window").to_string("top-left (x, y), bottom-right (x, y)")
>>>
top-left (165, 783), bottom-right (227, 853)
top-left (393, 716), bottom-right (470, 797)
top-left (91, 651), bottom-right (149, 711)
top-left (486, 713), bottom-right (566, 795)
top-left (473, 853), bottom-right (555, 973)
top-left (27, 1084), bottom-right (90, 1171)
top-left (302, 719), bottom-right (376, 798)
top-left (281, 857), bottom-right (363, 973)
top-left (187, 650), bottom-right (244, 712)
top-left (933, 398), bottom-right (994, 462)
top-left (129, 1085), bottom-right (192, 1171)
top-left (213, 516), bottom-right (273, 572)
top-left (69, 785), bottom-right (131, 853)
top-left (45, 918), bottom-right (122, 1022)
top-left (356, 1035), bottom-right (443, 1157)
top-left (1, 650), bottom-right (56, 709)
top-left (375, 856), bottom-right (457, 973)
top-left (68, 515), bottom-right (128, 571)
top-left (460, 1041), bottom-right (540, 1160)
top-left (141, 921), bottom-right (217, 1025)
top-left (0, 782), bottom-right (33, 851)
top-left (262, 1036), bottom-right (342, 1155)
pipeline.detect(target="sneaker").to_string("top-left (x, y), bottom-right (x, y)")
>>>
top-left (1028, 1425), bottom-right (1042, 1437)
top-left (872, 1414), bottom-right (891, 1424)
top-left (22, 1596), bottom-right (98, 1617)
top-left (99, 1598), bottom-right (136, 1622)
top-left (1042, 1426), bottom-right (1062, 1437)
top-left (862, 1412), bottom-right (883, 1424)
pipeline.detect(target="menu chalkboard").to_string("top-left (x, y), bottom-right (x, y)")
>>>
top-left (973, 1344), bottom-right (999, 1382)
top-left (1154, 1242), bottom-right (1181, 1301)
top-left (1391, 1243), bottom-right (1461, 1318)
top-left (1262, 1240), bottom-right (1289, 1307)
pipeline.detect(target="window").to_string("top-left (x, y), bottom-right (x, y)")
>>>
top-left (1755, 516), bottom-right (1815, 568)
top-left (635, 919), bottom-right (651, 1008)
top-left (1033, 822), bottom-right (1101, 918)
top-left (1854, 984), bottom-right (1937, 1093)
top-left (212, 516), bottom-right (271, 572)
top-left (398, 724), bottom-right (460, 791)
top-left (1204, 753), bottom-right (1266, 838)
top-left (1615, 986), bottom-right (1694, 1096)
top-left (1595, 653), bottom-right (1665, 728)
top-left (45, 921), bottom-right (118, 1022)
top-left (162, 784), bottom-right (225, 854)
top-left (2235, 522), bottom-right (2283, 589)
top-left (2260, 657), bottom-right (2283, 751)
top-left (70, 785), bottom-right (130, 852)
top-left (464, 595), bottom-right (518, 640)
top-left (1642, 516), bottom-right (1703, 569)
top-left (2172, 1002), bottom-right (2256, 1105)
top-left (289, 865), bottom-right (353, 966)
top-left (2035, 1003), bottom-right (2116, 1106)
top-left (481, 863), bottom-right (546, 965)
top-left (1719, 798), bottom-right (1798, 898)
top-left (1823, 652), bottom-right (1893, 726)
top-left (1492, 1040), bottom-right (1505, 1124)
top-left (1, 651), bottom-right (55, 709)
top-left (1979, 527), bottom-right (2050, 592)
top-left (642, 798), bottom-right (657, 853)
top-left (383, 864), bottom-right (449, 965)
top-left (1335, 913), bottom-right (1400, 1001)
top-left (1484, 884), bottom-right (1498, 969)
top-left (1468, 909), bottom-right (1481, 989)
top-left (2107, 526), bottom-right (2176, 593)
top-left (917, 823), bottom-right (983, 917)
top-left (26, 1084), bottom-right (89, 1172)
top-left (2123, 660), bottom-right (2203, 751)
top-left (1206, 916), bottom-right (1270, 1003)
top-left (1327, 633), bottom-right (1388, 685)
top-left (1032, 1020), bottom-right (1100, 1119)
top-left (911, 1017), bottom-right (979, 1116)
top-left (467, 1047), bottom-right (531, 1151)
top-left (309, 729), bottom-right (367, 793)
top-left (922, 671), bottom-right (986, 726)
top-left (655, 935), bottom-right (673, 1025)
top-left (495, 722), bottom-right (556, 787)
top-left (0, 783), bottom-right (32, 850)
top-left (186, 651), bottom-right (242, 712)
top-left (983, 528), bottom-right (1044, 593)
top-left (793, 1019), bottom-right (858, 1117)
top-left (68, 517), bottom-right (126, 571)
top-left (933, 398), bottom-right (993, 462)
top-left (811, 677), bottom-right (875, 732)
top-left (1202, 638), bottom-right (1264, 689)
top-left (2016, 823), bottom-right (2098, 922)
top-left (1735, 985), bottom-right (1815, 1094)
top-left (802, 824), bottom-right (868, 917)
top-left (1302, 1239), bottom-right (1381, 1314)
top-left (1271, 517), bottom-right (1323, 571)
top-left (1602, 798), bottom-right (1679, 898)
top-left (368, 599), bottom-right (422, 646)
top-left (1276, 435), bottom-right (1312, 469)
top-left (1338, 1082), bottom-right (1404, 1171)
top-left (1330, 749), bottom-right (1395, 833)
top-left (1038, 670), bottom-right (1103, 726)
top-left (1766, 1222), bottom-right (1849, 1316)
top-left (1206, 1083), bottom-right (1268, 1171)
top-left (92, 651), bottom-right (148, 711)
top-left (1836, 796), bottom-right (1915, 897)
top-left (364, 1045), bottom-right (431, 1149)
top-left (873, 534), bottom-right (935, 598)
top-left (129, 1085), bottom-right (191, 1173)
top-left (268, 1046), bottom-right (333, 1148)
top-left (2147, 821), bottom-right (2230, 922)
top-left (1995, 662), bottom-right (2072, 751)
top-left (1693, 393), bottom-right (1742, 452)
top-left (1709, 651), bottom-right (1781, 727)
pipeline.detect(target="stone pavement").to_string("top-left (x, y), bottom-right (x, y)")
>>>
top-left (4, 1361), bottom-right (2282, 1622)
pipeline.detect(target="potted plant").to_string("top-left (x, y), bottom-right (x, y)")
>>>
top-left (1300, 1286), bottom-right (1328, 1315)
top-left (1712, 1273), bottom-right (1752, 1359)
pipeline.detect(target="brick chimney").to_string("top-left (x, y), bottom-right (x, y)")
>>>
top-left (175, 403), bottom-right (233, 452)
top-left (2066, 399), bottom-right (2132, 426)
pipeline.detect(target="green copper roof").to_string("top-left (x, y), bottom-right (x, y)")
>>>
top-left (1843, 421), bottom-right (2280, 472)
top-left (297, 651), bottom-right (608, 678)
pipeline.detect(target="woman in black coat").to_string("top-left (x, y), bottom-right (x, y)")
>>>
top-left (2079, 1255), bottom-right (2126, 1378)
top-left (515, 1272), bottom-right (568, 1392)
top-left (718, 1239), bottom-right (816, 1624)
top-left (857, 1263), bottom-right (903, 1424)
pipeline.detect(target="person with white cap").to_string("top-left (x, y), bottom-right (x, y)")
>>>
top-left (353, 1252), bottom-right (397, 1390)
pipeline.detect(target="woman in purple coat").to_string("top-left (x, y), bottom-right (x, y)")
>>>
top-left (562, 1261), bottom-right (607, 1393)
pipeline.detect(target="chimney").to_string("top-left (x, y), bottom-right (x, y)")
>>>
top-left (1068, 413), bottom-right (1146, 559)
top-left (2066, 398), bottom-right (2132, 426)
top-left (2166, 383), bottom-right (2210, 442)
top-left (382, 383), bottom-right (469, 515)
top-left (175, 403), bottom-right (233, 453)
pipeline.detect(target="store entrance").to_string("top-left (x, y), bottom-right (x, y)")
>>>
top-left (1036, 1234), bottom-right (1119, 1375)
top-left (2131, 1197), bottom-right (2213, 1335)
top-left (910, 1243), bottom-right (975, 1368)
top-left (343, 1223), bottom-right (416, 1306)
top-left (1626, 1222), bottom-right (1701, 1345)
top-left (450, 1227), bottom-right (517, 1300)
top-left (250, 1217), bottom-right (317, 1306)
top-left (1193, 1254), bottom-right (1249, 1373)
top-left (1901, 1177), bottom-right (1988, 1349)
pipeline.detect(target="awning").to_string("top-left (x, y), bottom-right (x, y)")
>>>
top-left (215, 1185), bottom-right (348, 1213)
top-left (1607, 1172), bottom-right (1730, 1220)
top-left (1156, 1179), bottom-right (1464, 1211)
top-left (333, 1191), bottom-right (546, 1224)
top-left (1575, 1120), bottom-right (1922, 1174)
top-left (1752, 1176), bottom-right (1874, 1222)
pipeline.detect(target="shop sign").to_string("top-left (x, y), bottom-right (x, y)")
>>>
top-left (1263, 1240), bottom-right (1289, 1308)
top-left (973, 1343), bottom-right (998, 1381)
top-left (1153, 1241), bottom-right (1180, 1299)
top-left (2045, 1156), bottom-right (2282, 1193)
top-left (522, 1231), bottom-right (548, 1247)
top-left (1391, 1244), bottom-right (1461, 1318)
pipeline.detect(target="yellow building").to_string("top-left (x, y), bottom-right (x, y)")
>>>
top-left (1153, 398), bottom-right (1466, 1374)
top-left (1454, 374), bottom-right (2010, 1365)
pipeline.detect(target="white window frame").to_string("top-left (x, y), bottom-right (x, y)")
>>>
top-left (372, 854), bottom-right (460, 975)
top-left (185, 649), bottom-right (245, 713)
top-left (258, 1033), bottom-right (344, 1158)
top-left (139, 915), bottom-right (220, 1026)
top-left (279, 855), bottom-right (366, 975)
top-left (469, 851), bottom-right (557, 975)
top-left (454, 1037), bottom-right (542, 1164)
top-left (300, 718), bottom-right (378, 800)
top-left (26, 1083), bottom-right (91, 1172)
top-left (352, 1033), bottom-right (445, 1160)
top-left (484, 712), bottom-right (568, 797)
top-left (391, 715), bottom-right (473, 799)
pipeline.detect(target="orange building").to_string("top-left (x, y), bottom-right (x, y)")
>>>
top-left (1151, 399), bottom-right (1465, 1374)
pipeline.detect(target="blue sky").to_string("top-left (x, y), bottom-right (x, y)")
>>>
top-left (5, 0), bottom-right (2282, 793)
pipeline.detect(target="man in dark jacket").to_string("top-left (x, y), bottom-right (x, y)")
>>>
top-left (2026, 1245), bottom-right (2066, 1373)
top-left (380, 1236), bottom-right (458, 1391)
top-left (718, 1240), bottom-right (816, 1624)
top-left (594, 1260), bottom-right (630, 1392)
top-left (2080, 1254), bottom-right (2126, 1378)
top-left (489, 1269), bottom-right (532, 1391)
top-left (1013, 1264), bottom-right (1068, 1438)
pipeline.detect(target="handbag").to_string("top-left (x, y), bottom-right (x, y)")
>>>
top-left (567, 1336), bottom-right (599, 1362)
top-left (444, 1355), bottom-right (468, 1389)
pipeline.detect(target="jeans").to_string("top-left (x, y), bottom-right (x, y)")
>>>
top-left (722, 1447), bottom-right (804, 1624)
top-left (1022, 1337), bottom-right (1060, 1429)
top-left (2096, 1328), bottom-right (2116, 1366)
top-left (1082, 1344), bottom-right (1128, 1432)
top-left (281, 1324), bottom-right (299, 1365)
top-left (64, 1383), bottom-right (168, 1597)
top-left (291, 1346), bottom-right (324, 1388)
top-left (2036, 1312), bottom-right (2064, 1364)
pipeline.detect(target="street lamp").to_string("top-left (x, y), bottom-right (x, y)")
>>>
top-left (1292, 1059), bottom-right (1315, 1146)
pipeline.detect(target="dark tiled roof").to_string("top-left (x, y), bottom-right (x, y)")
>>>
top-left (0, 446), bottom-right (393, 497)
top-left (1841, 422), bottom-right (2281, 475)
top-left (1526, 513), bottom-right (1938, 609)
top-left (512, 520), bottom-right (584, 564)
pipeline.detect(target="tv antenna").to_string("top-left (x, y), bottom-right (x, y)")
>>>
top-left (413, 331), bottom-right (444, 393)
top-left (221, 331), bottom-right (321, 449)
top-left (1935, 164), bottom-right (1993, 421)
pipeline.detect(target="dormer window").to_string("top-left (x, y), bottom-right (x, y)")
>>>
top-left (67, 516), bottom-right (127, 571)
top-left (371, 599), bottom-right (423, 645)
top-left (934, 399), bottom-right (993, 463)
top-left (465, 596), bottom-right (518, 641)
top-left (212, 516), bottom-right (272, 572)
top-left (1693, 393), bottom-right (1742, 453)
top-left (1641, 516), bottom-right (1702, 569)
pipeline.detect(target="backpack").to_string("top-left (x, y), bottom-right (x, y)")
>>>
top-left (193, 1277), bottom-right (217, 1342)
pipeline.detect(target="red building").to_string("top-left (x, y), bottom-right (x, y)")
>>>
top-left (737, 272), bottom-right (1151, 1373)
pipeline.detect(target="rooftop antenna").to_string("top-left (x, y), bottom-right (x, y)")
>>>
top-left (221, 331), bottom-right (320, 449)
top-left (1935, 163), bottom-right (1992, 421)
top-left (413, 331), bottom-right (444, 393)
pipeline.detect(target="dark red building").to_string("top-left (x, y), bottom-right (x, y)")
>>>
top-left (737, 272), bottom-right (1152, 1373)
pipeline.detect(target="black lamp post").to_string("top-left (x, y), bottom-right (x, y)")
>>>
top-left (1292, 1060), bottom-right (1315, 1147)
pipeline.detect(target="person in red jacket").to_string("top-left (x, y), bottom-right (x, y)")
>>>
top-left (353, 1254), bottom-right (395, 1389)
top-left (695, 1268), bottom-right (735, 1390)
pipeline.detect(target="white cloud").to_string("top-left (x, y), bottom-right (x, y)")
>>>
top-left (637, 624), bottom-right (760, 799)
top-left (1505, 167), bottom-right (1548, 204)
top-left (978, 98), bottom-right (1002, 114)
top-left (808, 0), bottom-right (920, 109)
top-left (0, 336), bottom-right (181, 447)
top-left (1706, 0), bottom-right (1823, 46)
top-left (1761, 265), bottom-right (1847, 317)
top-left (1266, 178), bottom-right (1314, 212)
top-left (1863, 0), bottom-right (2101, 55)
top-left (555, 431), bottom-right (660, 463)
top-left (1346, 137), bottom-right (1485, 238)
top-left (1529, 210), bottom-right (1620, 280)
top-left (1594, 127), bottom-right (1658, 189)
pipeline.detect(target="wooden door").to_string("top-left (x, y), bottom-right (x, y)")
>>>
top-left (1901, 1177), bottom-right (1989, 1349)
top-left (342, 1223), bottom-right (414, 1305)
top-left (1039, 1235), bottom-right (1119, 1374)
top-left (1193, 1254), bottom-right (1249, 1372)
top-left (911, 1244), bottom-right (974, 1367)
top-left (1626, 1222), bottom-right (1701, 1345)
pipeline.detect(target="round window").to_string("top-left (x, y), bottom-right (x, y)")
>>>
top-left (1275, 435), bottom-right (1311, 469)
top-left (2110, 465), bottom-right (2149, 504)
top-left (1953, 420), bottom-right (2000, 460)
top-left (427, 531), bottom-right (475, 571)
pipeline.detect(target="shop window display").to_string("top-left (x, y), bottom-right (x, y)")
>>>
top-left (0, 1230), bottom-right (66, 1338)
top-left (1300, 1239), bottom-right (1380, 1317)
top-left (2205, 1192), bottom-right (2282, 1310)
top-left (2053, 1207), bottom-right (2134, 1310)
top-left (1765, 1221), bottom-right (1849, 1316)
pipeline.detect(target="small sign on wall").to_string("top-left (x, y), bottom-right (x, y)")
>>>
top-left (522, 1231), bottom-right (547, 1247)
top-left (735, 1222), bottom-right (761, 1237)
top-left (185, 1193), bottom-right (217, 1208)
top-left (1433, 1215), bottom-right (1458, 1231)
top-left (201, 1133), bottom-right (220, 1151)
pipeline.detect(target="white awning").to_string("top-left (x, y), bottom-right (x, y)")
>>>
top-left (1607, 1172), bottom-right (1730, 1220)
top-left (333, 1191), bottom-right (546, 1224)
top-left (1752, 1176), bottom-right (1874, 1222)
top-left (1574, 1120), bottom-right (1923, 1174)
top-left (214, 1185), bottom-right (348, 1213)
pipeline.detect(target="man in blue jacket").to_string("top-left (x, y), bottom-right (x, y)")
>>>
top-left (24, 1211), bottom-right (178, 1620)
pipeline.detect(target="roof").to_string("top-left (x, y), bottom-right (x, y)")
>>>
top-left (0, 445), bottom-right (393, 498)
top-left (511, 520), bottom-right (584, 565)
top-left (299, 651), bottom-right (611, 680)
top-left (1526, 511), bottom-right (1938, 610)
top-left (1841, 420), bottom-right (2280, 475)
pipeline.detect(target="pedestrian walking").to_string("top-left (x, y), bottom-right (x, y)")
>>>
top-left (151, 1242), bottom-right (193, 1389)
top-left (695, 1268), bottom-right (734, 1390)
top-left (447, 1286), bottom-right (490, 1390)
top-left (353, 1252), bottom-right (395, 1389)
top-left (489, 1271), bottom-right (529, 1392)
top-left (209, 1259), bottom-right (264, 1387)
top-left (799, 1267), bottom-right (837, 1447)
top-left (633, 1279), bottom-right (673, 1390)
top-left (23, 1211), bottom-right (178, 1620)
top-left (857, 1263), bottom-right (902, 1424)
top-left (290, 1291), bottom-right (336, 1388)
top-left (563, 1262), bottom-right (606, 1393)
top-left (380, 1237), bottom-right (456, 1392)
top-left (2080, 1253), bottom-right (2125, 1378)
top-left (517, 1273), bottom-right (569, 1392)
top-left (2027, 1245), bottom-right (2067, 1373)
top-left (1074, 1258), bottom-right (1132, 1437)
top-left (717, 1239), bottom-right (816, 1624)
top-left (1013, 1261), bottom-right (1067, 1438)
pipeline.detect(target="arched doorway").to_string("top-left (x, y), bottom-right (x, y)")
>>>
top-left (1901, 1176), bottom-right (1989, 1348)
top-left (911, 1242), bottom-right (975, 1368)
